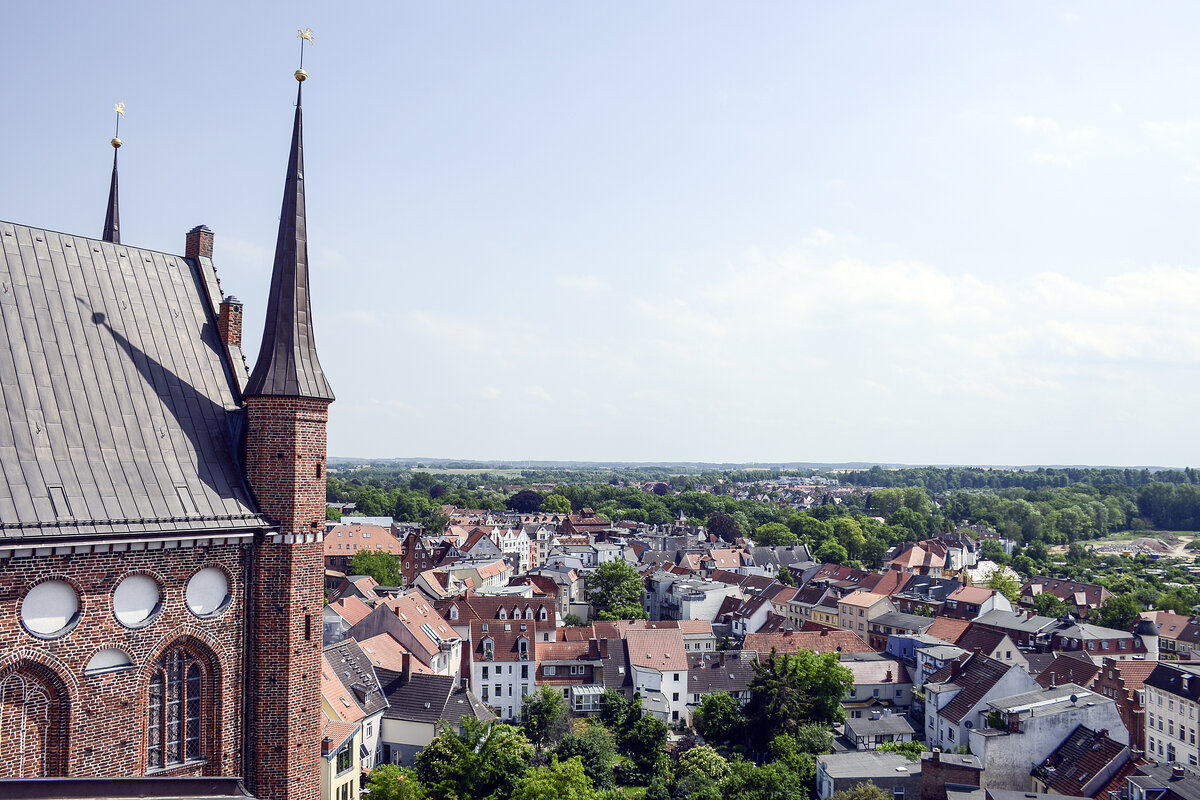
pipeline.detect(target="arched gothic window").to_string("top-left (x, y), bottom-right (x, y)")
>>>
top-left (0, 668), bottom-right (66, 777)
top-left (148, 648), bottom-right (203, 770)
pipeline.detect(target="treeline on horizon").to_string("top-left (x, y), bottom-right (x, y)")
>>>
top-left (326, 464), bottom-right (1200, 544)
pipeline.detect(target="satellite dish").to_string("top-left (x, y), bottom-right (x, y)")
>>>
top-left (1069, 694), bottom-right (1078, 703)
top-left (965, 721), bottom-right (974, 729)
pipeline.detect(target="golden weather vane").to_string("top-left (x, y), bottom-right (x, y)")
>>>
top-left (112, 102), bottom-right (125, 148)
top-left (296, 27), bottom-right (314, 81)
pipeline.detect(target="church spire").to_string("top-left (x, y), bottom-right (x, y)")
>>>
top-left (102, 103), bottom-right (124, 243)
top-left (245, 45), bottom-right (334, 401)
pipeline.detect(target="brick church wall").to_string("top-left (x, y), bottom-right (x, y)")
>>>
top-left (0, 542), bottom-right (247, 777)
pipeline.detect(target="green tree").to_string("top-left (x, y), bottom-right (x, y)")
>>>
top-left (521, 686), bottom-right (571, 755)
top-left (326, 505), bottom-right (342, 522)
top-left (875, 740), bottom-right (928, 761)
top-left (348, 549), bottom-right (403, 586)
top-left (1034, 592), bottom-right (1071, 617)
top-left (409, 471), bottom-right (437, 492)
top-left (414, 718), bottom-right (533, 800)
top-left (707, 513), bottom-right (742, 543)
top-left (423, 506), bottom-right (451, 537)
top-left (541, 494), bottom-right (572, 514)
top-left (832, 783), bottom-right (890, 800)
top-left (815, 539), bottom-right (848, 564)
top-left (692, 692), bottom-right (745, 745)
top-left (755, 522), bottom-right (797, 546)
top-left (512, 756), bottom-right (596, 800)
top-left (676, 745), bottom-right (730, 784)
top-left (366, 764), bottom-right (428, 800)
top-left (509, 489), bottom-right (546, 513)
top-left (721, 759), bottom-right (808, 800)
top-left (598, 690), bottom-right (635, 731)
top-left (746, 649), bottom-right (854, 746)
top-left (790, 722), bottom-right (834, 755)
top-left (562, 613), bottom-right (587, 627)
top-left (777, 566), bottom-right (795, 586)
top-left (1098, 594), bottom-right (1141, 630)
top-left (588, 561), bottom-right (648, 620)
top-left (766, 733), bottom-right (817, 784)
top-left (555, 724), bottom-right (616, 790)
top-left (620, 714), bottom-right (669, 779)
top-left (985, 567), bottom-right (1021, 604)
top-left (832, 518), bottom-right (866, 560)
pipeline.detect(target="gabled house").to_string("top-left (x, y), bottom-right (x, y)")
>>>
top-left (625, 628), bottom-right (689, 724)
top-left (841, 657), bottom-right (913, 717)
top-left (376, 666), bottom-right (494, 765)
top-left (956, 624), bottom-right (1030, 672)
top-left (470, 618), bottom-right (537, 720)
top-left (1032, 726), bottom-right (1131, 797)
top-left (346, 590), bottom-right (463, 679)
top-left (686, 650), bottom-right (757, 712)
top-left (321, 639), bottom-right (388, 773)
top-left (1020, 577), bottom-right (1112, 618)
top-left (1092, 656), bottom-right (1157, 754)
top-left (838, 591), bottom-right (896, 637)
top-left (924, 652), bottom-right (1040, 750)
top-left (942, 585), bottom-right (1013, 620)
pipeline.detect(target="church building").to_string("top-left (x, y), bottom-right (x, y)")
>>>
top-left (0, 63), bottom-right (333, 800)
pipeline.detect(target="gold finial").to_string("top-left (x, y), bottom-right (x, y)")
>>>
top-left (296, 27), bottom-right (314, 81)
top-left (111, 102), bottom-right (125, 148)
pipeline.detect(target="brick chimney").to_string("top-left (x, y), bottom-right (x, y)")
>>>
top-left (1007, 711), bottom-right (1021, 733)
top-left (185, 224), bottom-right (214, 259)
top-left (217, 295), bottom-right (243, 350)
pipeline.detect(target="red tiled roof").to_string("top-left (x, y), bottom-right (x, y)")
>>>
top-left (926, 617), bottom-right (971, 644)
top-left (328, 596), bottom-right (373, 626)
top-left (840, 590), bottom-right (888, 608)
top-left (1035, 725), bottom-right (1128, 796)
top-left (743, 628), bottom-right (872, 655)
top-left (624, 628), bottom-right (687, 672)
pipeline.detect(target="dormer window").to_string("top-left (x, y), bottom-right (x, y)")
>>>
top-left (449, 606), bottom-right (458, 620)
top-left (498, 608), bottom-right (507, 620)
top-left (517, 637), bottom-right (529, 660)
top-left (539, 607), bottom-right (548, 621)
top-left (482, 638), bottom-right (494, 660)
top-left (525, 607), bottom-right (534, 620)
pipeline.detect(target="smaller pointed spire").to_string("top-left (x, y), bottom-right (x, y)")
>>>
top-left (102, 103), bottom-right (125, 243)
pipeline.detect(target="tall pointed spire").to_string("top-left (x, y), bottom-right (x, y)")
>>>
top-left (102, 103), bottom-right (124, 243)
top-left (245, 53), bottom-right (334, 400)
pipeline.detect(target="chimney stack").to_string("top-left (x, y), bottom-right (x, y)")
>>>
top-left (931, 748), bottom-right (941, 764)
top-left (185, 225), bottom-right (214, 259)
top-left (1007, 711), bottom-right (1021, 733)
top-left (218, 295), bottom-right (243, 350)
top-left (402, 651), bottom-right (413, 684)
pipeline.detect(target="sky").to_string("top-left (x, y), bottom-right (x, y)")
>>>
top-left (4, 3), bottom-right (1200, 467)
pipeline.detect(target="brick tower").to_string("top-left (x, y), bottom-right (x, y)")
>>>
top-left (243, 67), bottom-right (335, 800)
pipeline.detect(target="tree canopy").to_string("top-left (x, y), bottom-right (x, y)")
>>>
top-left (746, 649), bottom-right (854, 746)
top-left (588, 561), bottom-right (648, 620)
top-left (348, 549), bottom-right (402, 586)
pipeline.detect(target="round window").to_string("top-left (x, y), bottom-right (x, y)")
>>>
top-left (113, 574), bottom-right (161, 627)
top-left (186, 568), bottom-right (230, 617)
top-left (21, 580), bottom-right (80, 638)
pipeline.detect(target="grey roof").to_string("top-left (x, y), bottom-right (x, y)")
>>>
top-left (844, 715), bottom-right (916, 736)
top-left (873, 611), bottom-right (935, 631)
top-left (816, 750), bottom-right (923, 778)
top-left (244, 82), bottom-right (334, 401)
top-left (102, 148), bottom-right (120, 244)
top-left (687, 650), bottom-right (757, 695)
top-left (987, 791), bottom-right (1088, 800)
top-left (0, 777), bottom-right (256, 800)
top-left (1127, 762), bottom-right (1200, 800)
top-left (377, 669), bottom-right (493, 725)
top-left (975, 609), bottom-right (1058, 634)
top-left (324, 638), bottom-right (388, 717)
top-left (0, 220), bottom-right (266, 541)
top-left (986, 683), bottom-right (1103, 717)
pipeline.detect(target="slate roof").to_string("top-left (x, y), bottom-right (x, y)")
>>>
top-left (1034, 725), bottom-right (1128, 796)
top-left (377, 669), bottom-right (493, 725)
top-left (955, 624), bottom-right (1009, 656)
top-left (1036, 653), bottom-right (1102, 689)
top-left (323, 638), bottom-right (388, 720)
top-left (974, 609), bottom-right (1058, 634)
top-left (927, 652), bottom-right (1012, 723)
top-left (872, 611), bottom-right (934, 632)
top-left (0, 220), bottom-right (265, 540)
top-left (687, 650), bottom-right (757, 695)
